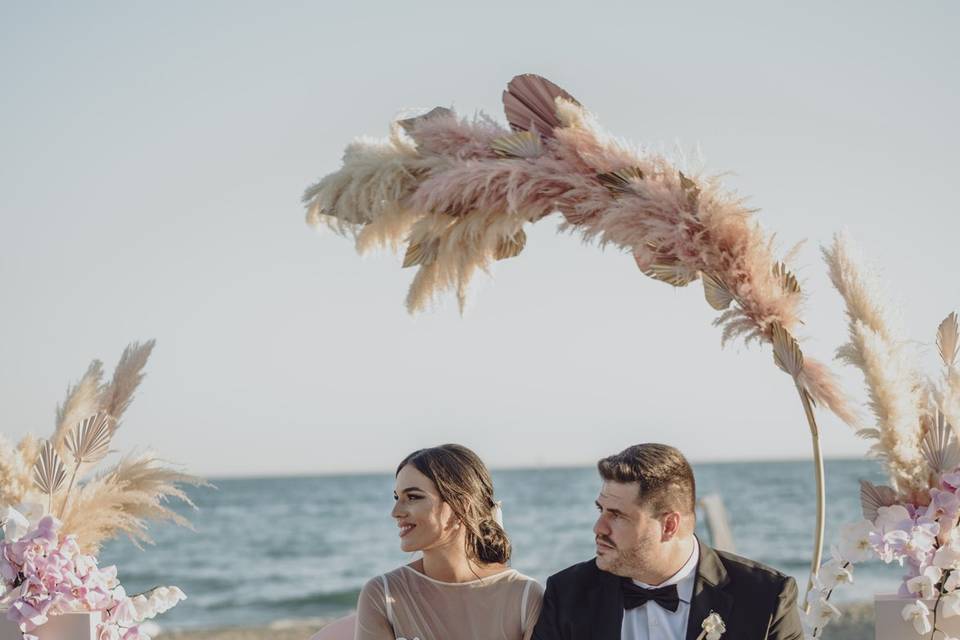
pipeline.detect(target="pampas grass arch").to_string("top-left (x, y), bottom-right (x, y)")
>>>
top-left (303, 74), bottom-right (858, 595)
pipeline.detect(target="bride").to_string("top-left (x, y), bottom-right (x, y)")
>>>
top-left (354, 444), bottom-right (542, 640)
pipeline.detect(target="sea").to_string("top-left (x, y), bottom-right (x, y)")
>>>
top-left (98, 459), bottom-right (903, 631)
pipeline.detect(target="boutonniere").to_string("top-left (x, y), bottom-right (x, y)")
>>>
top-left (695, 611), bottom-right (726, 640)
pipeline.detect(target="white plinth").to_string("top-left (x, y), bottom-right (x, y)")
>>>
top-left (0, 611), bottom-right (101, 640)
top-left (875, 593), bottom-right (960, 639)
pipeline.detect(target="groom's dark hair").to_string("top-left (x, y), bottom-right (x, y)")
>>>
top-left (597, 443), bottom-right (696, 516)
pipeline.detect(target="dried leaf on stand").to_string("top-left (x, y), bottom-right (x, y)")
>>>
top-left (494, 229), bottom-right (526, 260)
top-left (597, 167), bottom-right (645, 195)
top-left (772, 322), bottom-right (804, 378)
top-left (679, 172), bottom-right (700, 210)
top-left (403, 240), bottom-right (438, 268)
top-left (860, 479), bottom-right (898, 522)
top-left (642, 262), bottom-right (700, 287)
top-left (33, 440), bottom-right (67, 496)
top-left (938, 312), bottom-right (959, 369)
top-left (773, 262), bottom-right (801, 295)
top-left (920, 410), bottom-right (960, 474)
top-left (397, 106), bottom-right (454, 135)
top-left (503, 73), bottom-right (580, 136)
top-left (65, 412), bottom-right (114, 466)
top-left (491, 131), bottom-right (543, 159)
top-left (702, 273), bottom-right (734, 310)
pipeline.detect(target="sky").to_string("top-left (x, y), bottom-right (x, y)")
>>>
top-left (1, 2), bottom-right (958, 477)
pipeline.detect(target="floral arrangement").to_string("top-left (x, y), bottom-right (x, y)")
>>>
top-left (0, 341), bottom-right (203, 640)
top-left (304, 73), bottom-right (857, 587)
top-left (801, 235), bottom-right (960, 638)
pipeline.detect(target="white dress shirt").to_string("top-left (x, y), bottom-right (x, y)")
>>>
top-left (621, 538), bottom-right (700, 640)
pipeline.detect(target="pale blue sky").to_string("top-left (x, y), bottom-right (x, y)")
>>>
top-left (1, 2), bottom-right (958, 476)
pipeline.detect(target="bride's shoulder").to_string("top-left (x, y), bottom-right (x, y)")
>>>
top-left (504, 571), bottom-right (544, 595)
top-left (359, 566), bottom-right (408, 595)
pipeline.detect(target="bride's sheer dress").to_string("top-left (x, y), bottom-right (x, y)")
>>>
top-left (354, 564), bottom-right (543, 640)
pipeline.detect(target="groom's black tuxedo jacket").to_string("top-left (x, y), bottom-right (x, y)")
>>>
top-left (531, 541), bottom-right (803, 640)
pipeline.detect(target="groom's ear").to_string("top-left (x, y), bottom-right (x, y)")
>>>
top-left (660, 511), bottom-right (682, 541)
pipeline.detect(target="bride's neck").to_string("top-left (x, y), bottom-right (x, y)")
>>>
top-left (418, 543), bottom-right (500, 583)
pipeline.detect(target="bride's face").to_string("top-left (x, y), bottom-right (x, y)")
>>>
top-left (392, 464), bottom-right (461, 553)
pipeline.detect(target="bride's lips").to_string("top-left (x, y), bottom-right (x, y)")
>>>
top-left (399, 524), bottom-right (416, 538)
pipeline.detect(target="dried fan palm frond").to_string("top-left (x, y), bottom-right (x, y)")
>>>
top-left (52, 360), bottom-right (104, 453)
top-left (772, 322), bottom-right (804, 378)
top-left (597, 167), bottom-right (645, 195)
top-left (702, 273), bottom-right (734, 311)
top-left (65, 412), bottom-right (114, 467)
top-left (99, 341), bottom-right (155, 428)
top-left (860, 479), bottom-right (898, 522)
top-left (642, 261), bottom-right (700, 287)
top-left (33, 441), bottom-right (67, 511)
top-left (397, 106), bottom-right (454, 135)
top-left (59, 453), bottom-right (206, 555)
top-left (402, 239), bottom-right (438, 268)
top-left (920, 410), bottom-right (960, 475)
top-left (490, 131), bottom-right (543, 158)
top-left (678, 171), bottom-right (700, 210)
top-left (502, 73), bottom-right (579, 136)
top-left (773, 262), bottom-right (801, 294)
top-left (938, 313), bottom-right (959, 370)
top-left (494, 229), bottom-right (526, 261)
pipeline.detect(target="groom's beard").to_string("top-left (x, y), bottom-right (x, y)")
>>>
top-left (595, 534), bottom-right (653, 578)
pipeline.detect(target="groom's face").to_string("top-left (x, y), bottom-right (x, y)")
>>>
top-left (593, 480), bottom-right (662, 577)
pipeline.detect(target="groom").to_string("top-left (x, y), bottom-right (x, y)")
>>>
top-left (531, 444), bottom-right (803, 640)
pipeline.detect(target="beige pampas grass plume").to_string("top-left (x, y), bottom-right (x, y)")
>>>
top-left (60, 452), bottom-right (205, 555)
top-left (0, 435), bottom-right (35, 508)
top-left (823, 233), bottom-right (926, 493)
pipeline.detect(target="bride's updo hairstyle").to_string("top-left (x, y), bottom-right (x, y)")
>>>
top-left (397, 444), bottom-right (511, 565)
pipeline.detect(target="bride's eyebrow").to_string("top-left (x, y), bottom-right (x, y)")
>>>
top-left (399, 487), bottom-right (424, 494)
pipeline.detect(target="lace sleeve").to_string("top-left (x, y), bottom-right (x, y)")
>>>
top-left (355, 576), bottom-right (394, 640)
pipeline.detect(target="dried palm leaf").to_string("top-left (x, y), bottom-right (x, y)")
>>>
top-left (494, 229), bottom-right (526, 260)
top-left (502, 73), bottom-right (579, 137)
top-left (597, 166), bottom-right (645, 195)
top-left (678, 171), bottom-right (700, 210)
top-left (938, 312), bottom-right (959, 370)
top-left (402, 239), bottom-right (438, 268)
top-left (773, 262), bottom-right (801, 295)
top-left (65, 412), bottom-right (114, 467)
top-left (772, 322), bottom-right (804, 377)
top-left (642, 261), bottom-right (700, 287)
top-left (860, 479), bottom-right (898, 522)
top-left (702, 273), bottom-right (734, 310)
top-left (920, 410), bottom-right (960, 474)
top-left (490, 131), bottom-right (543, 159)
top-left (33, 440), bottom-right (67, 507)
top-left (397, 106), bottom-right (454, 135)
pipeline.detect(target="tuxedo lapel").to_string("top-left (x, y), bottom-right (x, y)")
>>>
top-left (686, 543), bottom-right (733, 640)
top-left (586, 562), bottom-right (624, 640)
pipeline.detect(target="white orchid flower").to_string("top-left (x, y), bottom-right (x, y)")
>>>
top-left (902, 600), bottom-right (933, 635)
top-left (838, 520), bottom-right (875, 563)
top-left (907, 566), bottom-right (943, 599)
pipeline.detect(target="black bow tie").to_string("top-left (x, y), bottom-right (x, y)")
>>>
top-left (621, 579), bottom-right (680, 612)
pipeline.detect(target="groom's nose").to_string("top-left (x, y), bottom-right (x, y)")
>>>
top-left (593, 515), bottom-right (610, 537)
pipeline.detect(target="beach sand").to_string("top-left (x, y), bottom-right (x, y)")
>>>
top-left (155, 603), bottom-right (875, 640)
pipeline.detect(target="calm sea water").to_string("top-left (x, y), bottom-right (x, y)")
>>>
top-left (98, 459), bottom-right (902, 630)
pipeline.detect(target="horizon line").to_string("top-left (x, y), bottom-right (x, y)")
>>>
top-left (197, 454), bottom-right (869, 480)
